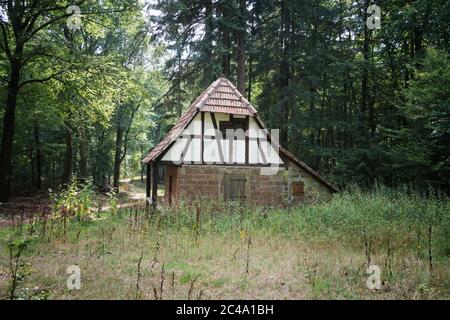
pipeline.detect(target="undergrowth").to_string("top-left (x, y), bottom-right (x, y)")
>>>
top-left (0, 184), bottom-right (449, 299)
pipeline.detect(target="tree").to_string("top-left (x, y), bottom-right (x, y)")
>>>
top-left (0, 0), bottom-right (137, 201)
top-left (236, 0), bottom-right (247, 94)
top-left (389, 49), bottom-right (450, 189)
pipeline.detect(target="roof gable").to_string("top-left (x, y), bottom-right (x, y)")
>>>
top-left (143, 76), bottom-right (255, 163)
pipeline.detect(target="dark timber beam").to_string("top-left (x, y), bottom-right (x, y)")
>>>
top-left (257, 138), bottom-right (268, 164)
top-left (201, 112), bottom-right (204, 164)
top-left (180, 136), bottom-right (192, 164)
top-left (245, 116), bottom-right (249, 164)
top-left (228, 133), bottom-right (233, 164)
top-left (145, 163), bottom-right (152, 207)
top-left (210, 113), bottom-right (224, 163)
top-left (152, 162), bottom-right (158, 208)
top-left (229, 115), bottom-right (234, 164)
top-left (146, 163), bottom-right (151, 206)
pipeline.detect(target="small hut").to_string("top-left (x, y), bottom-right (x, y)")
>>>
top-left (143, 76), bottom-right (337, 206)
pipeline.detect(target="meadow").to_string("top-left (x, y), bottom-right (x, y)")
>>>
top-left (0, 183), bottom-right (449, 300)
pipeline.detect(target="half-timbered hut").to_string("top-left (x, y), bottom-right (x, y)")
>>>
top-left (143, 76), bottom-right (337, 206)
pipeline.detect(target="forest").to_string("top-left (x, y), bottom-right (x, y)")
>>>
top-left (0, 0), bottom-right (449, 301)
top-left (0, 0), bottom-right (449, 201)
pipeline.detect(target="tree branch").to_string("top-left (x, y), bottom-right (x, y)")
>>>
top-left (120, 102), bottom-right (142, 162)
top-left (0, 21), bottom-right (11, 58)
top-left (18, 69), bottom-right (65, 89)
top-left (30, 5), bottom-right (134, 38)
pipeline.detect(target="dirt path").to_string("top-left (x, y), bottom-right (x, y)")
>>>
top-left (119, 178), bottom-right (147, 202)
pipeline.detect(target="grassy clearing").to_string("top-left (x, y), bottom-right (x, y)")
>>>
top-left (0, 186), bottom-right (449, 300)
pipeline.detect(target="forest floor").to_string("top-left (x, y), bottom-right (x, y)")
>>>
top-left (0, 178), bottom-right (149, 228)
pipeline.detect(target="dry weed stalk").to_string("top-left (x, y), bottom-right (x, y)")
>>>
top-left (135, 252), bottom-right (144, 299)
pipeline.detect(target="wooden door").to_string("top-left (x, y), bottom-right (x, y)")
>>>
top-left (224, 174), bottom-right (246, 201)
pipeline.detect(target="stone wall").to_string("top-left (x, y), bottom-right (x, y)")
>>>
top-left (167, 161), bottom-right (333, 206)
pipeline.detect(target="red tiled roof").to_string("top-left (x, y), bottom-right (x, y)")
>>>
top-left (198, 78), bottom-right (256, 116)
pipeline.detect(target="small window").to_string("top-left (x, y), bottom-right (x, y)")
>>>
top-left (292, 181), bottom-right (305, 195)
top-left (219, 119), bottom-right (246, 137)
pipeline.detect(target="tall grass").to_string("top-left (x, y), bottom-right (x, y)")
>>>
top-left (167, 187), bottom-right (450, 260)
top-left (0, 185), bottom-right (448, 299)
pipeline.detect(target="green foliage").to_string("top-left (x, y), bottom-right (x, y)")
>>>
top-left (107, 189), bottom-right (119, 215)
top-left (50, 179), bottom-right (96, 220)
top-left (4, 236), bottom-right (32, 299)
top-left (1, 0), bottom-right (450, 199)
top-left (151, 0), bottom-right (450, 192)
top-left (390, 48), bottom-right (450, 187)
top-left (0, 0), bottom-right (159, 194)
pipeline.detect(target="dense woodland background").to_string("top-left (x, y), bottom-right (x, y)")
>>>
top-left (0, 0), bottom-right (449, 202)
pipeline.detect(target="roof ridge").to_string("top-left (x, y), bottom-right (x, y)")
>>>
top-left (193, 77), bottom-right (223, 110)
top-left (195, 76), bottom-right (257, 116)
top-left (220, 77), bottom-right (257, 115)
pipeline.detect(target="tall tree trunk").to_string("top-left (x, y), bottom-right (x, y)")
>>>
top-left (247, 54), bottom-right (253, 101)
top-left (247, 16), bottom-right (255, 102)
top-left (403, 39), bottom-right (410, 88)
top-left (79, 128), bottom-right (88, 180)
top-left (34, 124), bottom-right (42, 189)
top-left (278, 0), bottom-right (291, 148)
top-left (177, 47), bottom-right (183, 117)
top-left (29, 144), bottom-right (35, 191)
top-left (221, 28), bottom-right (231, 78)
top-left (112, 103), bottom-right (138, 189)
top-left (0, 55), bottom-right (22, 202)
top-left (62, 128), bottom-right (73, 185)
top-left (361, 24), bottom-right (369, 121)
top-left (237, 0), bottom-right (246, 94)
top-left (52, 161), bottom-right (56, 181)
top-left (218, 1), bottom-right (231, 78)
top-left (203, 0), bottom-right (214, 85)
top-left (369, 43), bottom-right (376, 137)
top-left (361, 2), bottom-right (372, 137)
top-left (93, 128), bottom-right (106, 187)
top-left (247, 0), bottom-right (259, 102)
top-left (113, 124), bottom-right (124, 189)
top-left (140, 145), bottom-right (144, 182)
